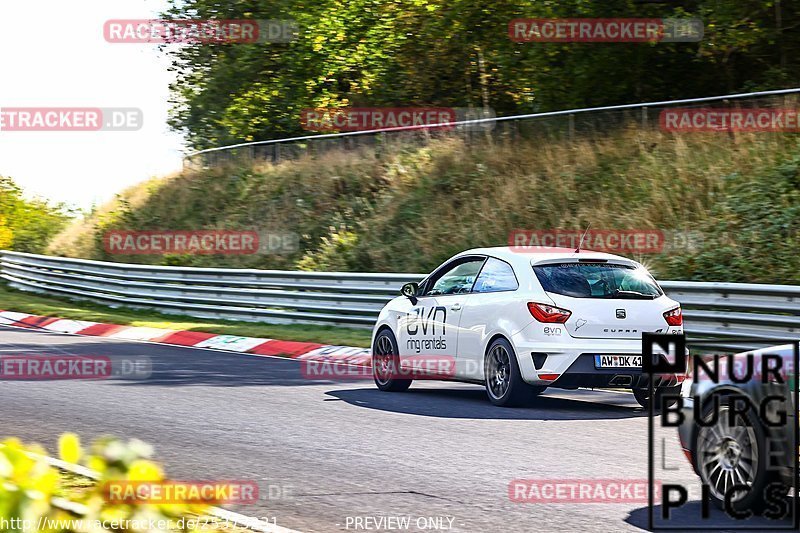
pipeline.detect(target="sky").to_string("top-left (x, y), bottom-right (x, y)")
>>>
top-left (0, 0), bottom-right (185, 209)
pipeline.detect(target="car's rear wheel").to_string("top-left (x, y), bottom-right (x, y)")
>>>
top-left (372, 329), bottom-right (412, 392)
top-left (484, 338), bottom-right (545, 407)
top-left (694, 396), bottom-right (787, 516)
top-left (633, 384), bottom-right (681, 411)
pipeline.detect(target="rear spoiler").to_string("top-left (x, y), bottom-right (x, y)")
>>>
top-left (530, 257), bottom-right (638, 268)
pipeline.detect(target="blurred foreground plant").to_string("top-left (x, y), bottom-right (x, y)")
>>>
top-left (0, 434), bottom-right (208, 532)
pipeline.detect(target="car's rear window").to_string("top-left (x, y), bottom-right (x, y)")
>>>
top-left (532, 262), bottom-right (663, 299)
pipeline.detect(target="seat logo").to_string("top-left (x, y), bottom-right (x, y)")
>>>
top-left (616, 309), bottom-right (626, 319)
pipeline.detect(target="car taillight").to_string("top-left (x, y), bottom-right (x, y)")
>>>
top-left (663, 307), bottom-right (682, 326)
top-left (528, 302), bottom-right (572, 323)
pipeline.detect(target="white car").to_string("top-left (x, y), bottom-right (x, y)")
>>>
top-left (371, 246), bottom-right (684, 407)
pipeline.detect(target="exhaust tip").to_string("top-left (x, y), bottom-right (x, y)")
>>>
top-left (609, 374), bottom-right (633, 386)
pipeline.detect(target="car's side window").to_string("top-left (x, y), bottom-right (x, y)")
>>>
top-left (473, 257), bottom-right (519, 293)
top-left (424, 258), bottom-right (485, 296)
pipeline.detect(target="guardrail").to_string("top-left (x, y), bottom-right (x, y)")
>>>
top-left (0, 251), bottom-right (421, 328)
top-left (185, 87), bottom-right (800, 167)
top-left (1, 251), bottom-right (799, 349)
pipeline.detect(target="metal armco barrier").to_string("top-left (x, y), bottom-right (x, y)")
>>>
top-left (2, 251), bottom-right (799, 349)
top-left (0, 251), bottom-right (420, 328)
top-left (185, 87), bottom-right (800, 167)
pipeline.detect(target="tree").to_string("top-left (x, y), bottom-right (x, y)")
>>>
top-left (163, 0), bottom-right (800, 150)
top-left (0, 176), bottom-right (72, 253)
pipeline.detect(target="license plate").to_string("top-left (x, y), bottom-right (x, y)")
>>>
top-left (594, 355), bottom-right (642, 368)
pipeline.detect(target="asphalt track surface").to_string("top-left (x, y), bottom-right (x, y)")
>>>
top-left (0, 325), bottom-right (791, 532)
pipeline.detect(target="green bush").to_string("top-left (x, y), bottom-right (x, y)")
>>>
top-left (0, 176), bottom-right (72, 253)
top-left (296, 226), bottom-right (364, 271)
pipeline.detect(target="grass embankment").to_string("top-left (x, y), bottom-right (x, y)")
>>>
top-left (0, 284), bottom-right (372, 347)
top-left (49, 125), bottom-right (800, 284)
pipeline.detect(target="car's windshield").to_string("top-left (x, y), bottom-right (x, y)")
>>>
top-left (533, 262), bottom-right (662, 299)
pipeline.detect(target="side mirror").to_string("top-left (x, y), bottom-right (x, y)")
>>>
top-left (401, 282), bottom-right (419, 301)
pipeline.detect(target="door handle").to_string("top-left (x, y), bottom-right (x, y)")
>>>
top-left (450, 304), bottom-right (462, 311)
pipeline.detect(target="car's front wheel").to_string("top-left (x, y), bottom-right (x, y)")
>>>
top-left (694, 396), bottom-right (788, 516)
top-left (372, 329), bottom-right (412, 392)
top-left (484, 337), bottom-right (545, 407)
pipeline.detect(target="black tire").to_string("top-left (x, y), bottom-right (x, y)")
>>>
top-left (633, 384), bottom-right (681, 411)
top-left (484, 337), bottom-right (546, 407)
top-left (372, 329), bottom-right (412, 392)
top-left (693, 395), bottom-right (789, 516)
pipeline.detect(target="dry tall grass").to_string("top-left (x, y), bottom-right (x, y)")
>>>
top-left (48, 126), bottom-right (800, 282)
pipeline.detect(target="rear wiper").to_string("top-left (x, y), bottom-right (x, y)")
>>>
top-left (608, 290), bottom-right (658, 300)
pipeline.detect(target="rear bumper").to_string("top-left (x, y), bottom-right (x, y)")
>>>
top-left (511, 333), bottom-right (680, 388)
top-left (543, 354), bottom-right (681, 389)
top-left (540, 354), bottom-right (679, 389)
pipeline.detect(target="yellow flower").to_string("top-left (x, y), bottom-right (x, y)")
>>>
top-left (0, 453), bottom-right (12, 478)
top-left (59, 433), bottom-right (82, 464)
top-left (128, 459), bottom-right (163, 481)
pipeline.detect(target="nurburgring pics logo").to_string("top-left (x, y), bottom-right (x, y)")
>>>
top-left (509, 18), bottom-right (703, 43)
top-left (660, 108), bottom-right (800, 132)
top-left (104, 19), bottom-right (297, 44)
top-left (646, 334), bottom-right (799, 529)
top-left (0, 108), bottom-right (142, 131)
top-left (687, 352), bottom-right (795, 384)
top-left (102, 481), bottom-right (258, 504)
